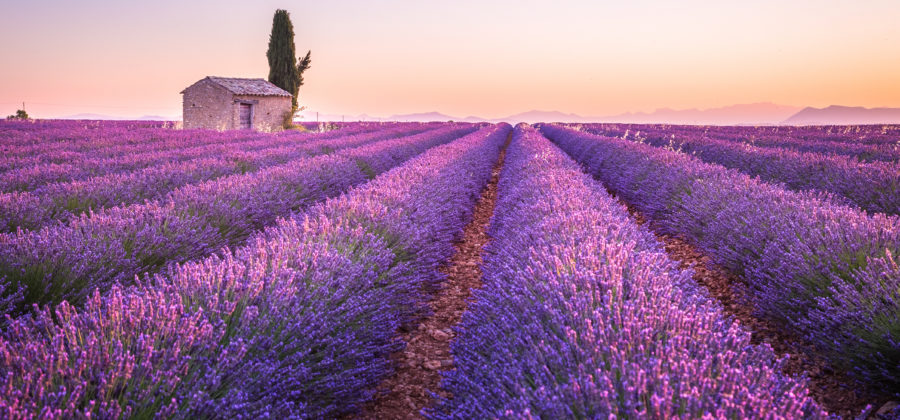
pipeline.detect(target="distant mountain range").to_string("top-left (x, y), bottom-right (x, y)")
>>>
top-left (782, 106), bottom-right (900, 125)
top-left (603, 103), bottom-right (803, 125)
top-left (301, 103), bottom-right (900, 125)
top-left (58, 113), bottom-right (176, 121)
top-left (52, 104), bottom-right (900, 125)
top-left (298, 104), bottom-right (802, 125)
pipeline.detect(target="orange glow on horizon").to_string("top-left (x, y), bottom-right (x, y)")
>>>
top-left (1, 0), bottom-right (899, 120)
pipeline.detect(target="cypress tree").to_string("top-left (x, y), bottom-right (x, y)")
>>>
top-left (266, 9), bottom-right (311, 114)
top-left (297, 50), bottom-right (312, 91)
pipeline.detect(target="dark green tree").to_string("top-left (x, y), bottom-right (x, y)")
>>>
top-left (266, 9), bottom-right (311, 115)
top-left (6, 109), bottom-right (29, 120)
top-left (296, 50), bottom-right (312, 91)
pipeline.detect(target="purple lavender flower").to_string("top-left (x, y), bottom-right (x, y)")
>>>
top-left (433, 125), bottom-right (824, 418)
top-left (541, 123), bottom-right (900, 392)
top-left (0, 124), bottom-right (477, 317)
top-left (0, 123), bottom-right (510, 418)
top-left (0, 123), bottom-right (435, 232)
top-left (577, 123), bottom-right (900, 215)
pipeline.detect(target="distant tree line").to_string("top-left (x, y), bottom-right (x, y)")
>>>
top-left (6, 109), bottom-right (29, 120)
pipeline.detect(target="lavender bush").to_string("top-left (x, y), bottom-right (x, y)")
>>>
top-left (581, 123), bottom-right (900, 157)
top-left (541, 124), bottom-right (900, 391)
top-left (0, 124), bottom-right (476, 317)
top-left (0, 123), bottom-right (509, 418)
top-left (0, 123), bottom-right (436, 232)
top-left (432, 125), bottom-right (825, 418)
top-left (0, 120), bottom-right (375, 161)
top-left (0, 121), bottom-right (396, 192)
top-left (584, 125), bottom-right (899, 215)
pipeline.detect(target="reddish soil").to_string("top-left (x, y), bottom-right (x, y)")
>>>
top-left (357, 134), bottom-right (509, 419)
top-left (613, 196), bottom-right (888, 419)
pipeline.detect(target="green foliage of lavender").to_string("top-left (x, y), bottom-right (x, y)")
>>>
top-left (580, 124), bottom-right (900, 216)
top-left (432, 125), bottom-right (825, 418)
top-left (0, 124), bottom-right (509, 417)
top-left (542, 123), bottom-right (900, 392)
top-left (0, 124), bottom-right (477, 317)
top-left (0, 123), bottom-right (432, 232)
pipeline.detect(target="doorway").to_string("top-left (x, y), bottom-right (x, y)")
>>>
top-left (239, 103), bottom-right (252, 129)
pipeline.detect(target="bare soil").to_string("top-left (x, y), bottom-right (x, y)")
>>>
top-left (356, 135), bottom-right (890, 418)
top-left (357, 134), bottom-right (509, 419)
top-left (612, 195), bottom-right (887, 418)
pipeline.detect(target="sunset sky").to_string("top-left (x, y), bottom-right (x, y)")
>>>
top-left (1, 0), bottom-right (899, 120)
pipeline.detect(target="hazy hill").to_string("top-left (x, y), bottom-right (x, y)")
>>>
top-left (604, 103), bottom-right (801, 125)
top-left (783, 105), bottom-right (900, 125)
top-left (59, 113), bottom-right (175, 121)
top-left (387, 111), bottom-right (457, 121)
top-left (295, 111), bottom-right (465, 123)
top-left (489, 110), bottom-right (597, 123)
top-left (49, 104), bottom-right (900, 126)
top-left (364, 104), bottom-right (803, 125)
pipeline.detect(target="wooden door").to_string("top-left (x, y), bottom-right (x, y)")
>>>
top-left (239, 103), bottom-right (252, 129)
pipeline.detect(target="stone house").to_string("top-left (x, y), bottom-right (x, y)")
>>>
top-left (181, 76), bottom-right (292, 131)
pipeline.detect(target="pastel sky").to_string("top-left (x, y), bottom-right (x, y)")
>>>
top-left (1, 0), bottom-right (899, 119)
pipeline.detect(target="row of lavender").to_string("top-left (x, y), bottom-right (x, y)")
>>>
top-left (1, 123), bottom-right (269, 167)
top-left (0, 120), bottom-right (174, 148)
top-left (0, 122), bottom-right (398, 192)
top-left (0, 123), bottom-right (509, 418)
top-left (0, 120), bottom-right (382, 161)
top-left (0, 123), bottom-right (437, 232)
top-left (4, 122), bottom-right (388, 165)
top-left (433, 125), bottom-right (824, 418)
top-left (587, 123), bottom-right (900, 164)
top-left (578, 125), bottom-right (900, 216)
top-left (541, 124), bottom-right (900, 393)
top-left (584, 122), bottom-right (900, 151)
top-left (0, 124), bottom-right (477, 318)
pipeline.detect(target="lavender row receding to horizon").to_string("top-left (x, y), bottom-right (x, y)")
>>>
top-left (0, 124), bottom-right (477, 318)
top-left (0, 120), bottom-right (384, 162)
top-left (582, 123), bottom-right (900, 163)
top-left (0, 123), bottom-right (437, 232)
top-left (0, 124), bottom-right (267, 172)
top-left (0, 121), bottom-right (399, 192)
top-left (432, 125), bottom-right (825, 419)
top-left (1, 121), bottom-right (397, 171)
top-left (579, 125), bottom-right (900, 216)
top-left (0, 123), bottom-right (509, 419)
top-left (541, 123), bottom-right (900, 392)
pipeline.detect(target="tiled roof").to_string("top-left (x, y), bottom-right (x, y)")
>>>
top-left (201, 76), bottom-right (292, 97)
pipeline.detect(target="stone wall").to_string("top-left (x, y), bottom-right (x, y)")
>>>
top-left (182, 80), bottom-right (291, 132)
top-left (233, 95), bottom-right (291, 132)
top-left (182, 79), bottom-right (234, 130)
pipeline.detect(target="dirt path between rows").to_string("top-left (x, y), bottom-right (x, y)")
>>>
top-left (357, 134), bottom-right (510, 419)
top-left (609, 194), bottom-right (888, 418)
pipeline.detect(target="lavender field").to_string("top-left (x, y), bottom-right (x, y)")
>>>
top-left (0, 120), bottom-right (898, 418)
